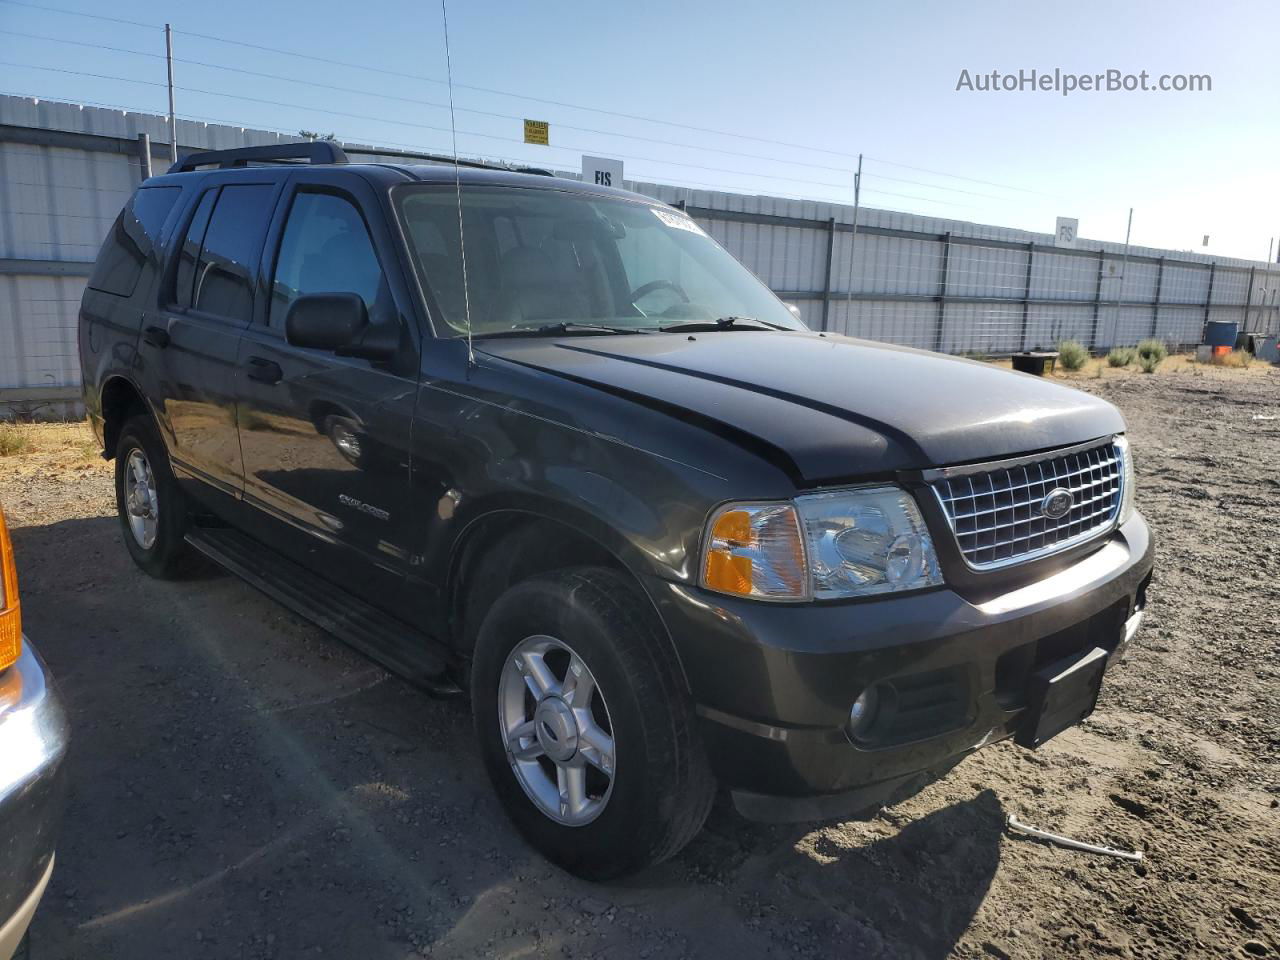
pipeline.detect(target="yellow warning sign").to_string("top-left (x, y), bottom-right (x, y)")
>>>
top-left (523, 119), bottom-right (549, 146)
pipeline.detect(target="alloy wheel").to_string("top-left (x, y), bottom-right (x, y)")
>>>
top-left (498, 635), bottom-right (616, 826)
top-left (123, 447), bottom-right (159, 549)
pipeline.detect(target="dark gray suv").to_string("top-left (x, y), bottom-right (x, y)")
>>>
top-left (79, 143), bottom-right (1153, 879)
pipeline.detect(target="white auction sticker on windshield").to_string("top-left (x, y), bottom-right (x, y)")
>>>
top-left (651, 208), bottom-right (705, 235)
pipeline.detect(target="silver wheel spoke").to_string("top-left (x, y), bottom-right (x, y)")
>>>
top-left (557, 764), bottom-right (587, 818)
top-left (560, 655), bottom-right (595, 707)
top-left (518, 651), bottom-right (559, 700)
top-left (506, 720), bottom-right (543, 761)
top-left (577, 721), bottom-right (615, 776)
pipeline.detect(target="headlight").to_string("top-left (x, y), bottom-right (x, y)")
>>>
top-left (795, 487), bottom-right (942, 599)
top-left (1114, 434), bottom-right (1136, 525)
top-left (701, 486), bottom-right (942, 601)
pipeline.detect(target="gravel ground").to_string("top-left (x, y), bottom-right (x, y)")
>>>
top-left (5, 359), bottom-right (1278, 960)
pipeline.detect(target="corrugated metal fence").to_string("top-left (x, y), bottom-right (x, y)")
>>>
top-left (3, 94), bottom-right (1278, 416)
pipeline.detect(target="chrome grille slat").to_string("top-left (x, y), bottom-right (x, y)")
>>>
top-left (930, 440), bottom-right (1123, 570)
top-left (937, 458), bottom-right (1120, 506)
top-left (948, 485), bottom-right (1118, 523)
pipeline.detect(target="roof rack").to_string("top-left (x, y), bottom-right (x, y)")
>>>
top-left (168, 141), bottom-right (349, 174)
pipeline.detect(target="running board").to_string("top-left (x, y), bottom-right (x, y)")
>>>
top-left (185, 526), bottom-right (460, 695)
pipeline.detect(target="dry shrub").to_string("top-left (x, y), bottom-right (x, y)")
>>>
top-left (1057, 340), bottom-right (1089, 370)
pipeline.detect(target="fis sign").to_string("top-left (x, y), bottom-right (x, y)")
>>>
top-left (582, 156), bottom-right (623, 189)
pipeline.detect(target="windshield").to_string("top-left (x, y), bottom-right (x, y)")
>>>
top-left (394, 184), bottom-right (806, 337)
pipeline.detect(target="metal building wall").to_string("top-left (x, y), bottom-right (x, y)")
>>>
top-left (2, 94), bottom-right (1278, 416)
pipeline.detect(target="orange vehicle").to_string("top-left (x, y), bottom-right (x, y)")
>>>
top-left (0, 506), bottom-right (69, 960)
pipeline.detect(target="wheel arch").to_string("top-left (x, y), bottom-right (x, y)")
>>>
top-left (99, 375), bottom-right (151, 460)
top-left (446, 507), bottom-right (691, 694)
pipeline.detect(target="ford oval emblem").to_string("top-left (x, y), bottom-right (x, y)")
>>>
top-left (1040, 488), bottom-right (1073, 520)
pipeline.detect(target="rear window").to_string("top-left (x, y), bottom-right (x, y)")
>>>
top-left (86, 186), bottom-right (182, 298)
top-left (172, 183), bottom-right (275, 324)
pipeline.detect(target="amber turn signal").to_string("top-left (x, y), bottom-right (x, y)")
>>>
top-left (702, 503), bottom-right (807, 600)
top-left (0, 505), bottom-right (21, 672)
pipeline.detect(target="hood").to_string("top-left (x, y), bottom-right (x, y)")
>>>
top-left (479, 331), bottom-right (1125, 483)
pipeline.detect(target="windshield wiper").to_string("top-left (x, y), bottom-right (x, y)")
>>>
top-left (657, 315), bottom-right (789, 333)
top-left (472, 322), bottom-right (647, 339)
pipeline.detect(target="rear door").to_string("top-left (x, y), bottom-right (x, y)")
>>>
top-left (234, 171), bottom-right (421, 614)
top-left (139, 174), bottom-right (284, 501)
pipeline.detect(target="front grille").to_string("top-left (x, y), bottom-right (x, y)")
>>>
top-left (929, 440), bottom-right (1123, 570)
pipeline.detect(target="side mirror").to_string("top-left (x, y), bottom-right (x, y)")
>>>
top-left (286, 293), bottom-right (368, 351)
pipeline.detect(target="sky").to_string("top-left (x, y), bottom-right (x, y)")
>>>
top-left (2, 0), bottom-right (1278, 260)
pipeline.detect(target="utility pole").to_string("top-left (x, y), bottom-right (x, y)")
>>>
top-left (165, 24), bottom-right (178, 165)
top-left (844, 153), bottom-right (863, 319)
top-left (1111, 207), bottom-right (1133, 350)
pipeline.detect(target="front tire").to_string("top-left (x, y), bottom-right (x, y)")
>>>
top-left (114, 413), bottom-right (194, 578)
top-left (471, 568), bottom-right (714, 880)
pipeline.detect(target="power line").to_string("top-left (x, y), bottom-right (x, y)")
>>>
top-left (865, 156), bottom-right (1062, 200)
top-left (0, 60), bottom-right (866, 191)
top-left (0, 0), bottom-right (154, 30)
top-left (0, 27), bottom-right (864, 175)
top-left (861, 171), bottom-right (1031, 204)
top-left (2, 0), bottom-right (1076, 200)
top-left (1, 0), bottom-right (870, 160)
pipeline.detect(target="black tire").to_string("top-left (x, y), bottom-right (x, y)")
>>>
top-left (113, 413), bottom-right (195, 578)
top-left (471, 567), bottom-right (715, 880)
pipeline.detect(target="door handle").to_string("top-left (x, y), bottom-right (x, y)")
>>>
top-left (246, 357), bottom-right (284, 384)
top-left (143, 325), bottom-right (170, 349)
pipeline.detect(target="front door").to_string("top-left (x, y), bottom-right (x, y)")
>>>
top-left (234, 172), bottom-right (421, 615)
top-left (139, 176), bottom-right (284, 503)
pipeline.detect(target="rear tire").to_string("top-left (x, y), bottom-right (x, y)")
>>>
top-left (114, 413), bottom-right (195, 579)
top-left (471, 567), bottom-right (714, 880)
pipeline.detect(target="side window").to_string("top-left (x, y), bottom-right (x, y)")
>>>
top-left (190, 184), bottom-right (275, 324)
top-left (173, 188), bottom-right (217, 310)
top-left (87, 186), bottom-right (181, 297)
top-left (269, 191), bottom-right (386, 331)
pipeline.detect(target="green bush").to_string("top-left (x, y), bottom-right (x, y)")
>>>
top-left (1107, 347), bottom-right (1137, 367)
top-left (1138, 353), bottom-right (1161, 374)
top-left (1057, 339), bottom-right (1089, 370)
top-left (1136, 339), bottom-right (1167, 363)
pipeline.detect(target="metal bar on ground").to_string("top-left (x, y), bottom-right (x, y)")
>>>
top-left (1006, 815), bottom-right (1144, 862)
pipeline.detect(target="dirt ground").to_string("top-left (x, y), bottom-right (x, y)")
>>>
top-left (3, 357), bottom-right (1278, 960)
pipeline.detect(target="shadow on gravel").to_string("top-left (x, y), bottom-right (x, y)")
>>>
top-left (660, 789), bottom-right (1005, 957)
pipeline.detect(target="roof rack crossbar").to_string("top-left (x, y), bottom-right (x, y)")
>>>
top-left (168, 141), bottom-right (349, 174)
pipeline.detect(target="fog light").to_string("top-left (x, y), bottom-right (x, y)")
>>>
top-left (849, 687), bottom-right (879, 736)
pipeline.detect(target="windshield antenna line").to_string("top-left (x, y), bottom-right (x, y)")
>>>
top-left (440, 0), bottom-right (475, 367)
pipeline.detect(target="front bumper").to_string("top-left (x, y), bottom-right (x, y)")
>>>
top-left (0, 641), bottom-right (69, 959)
top-left (650, 513), bottom-right (1153, 822)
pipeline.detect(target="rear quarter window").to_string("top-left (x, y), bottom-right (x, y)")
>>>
top-left (86, 186), bottom-right (182, 298)
top-left (173, 183), bottom-right (275, 324)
